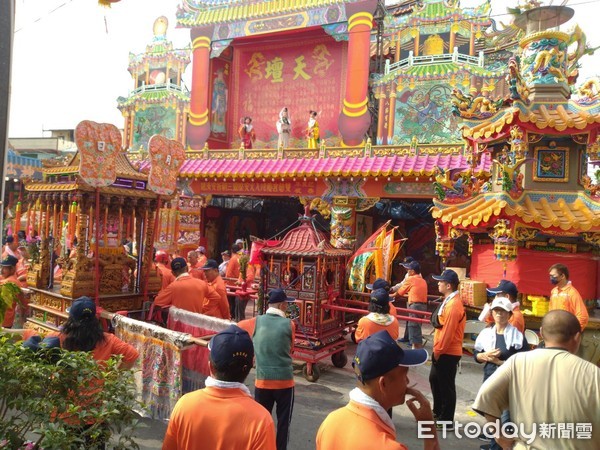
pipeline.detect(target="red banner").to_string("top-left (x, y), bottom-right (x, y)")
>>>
top-left (470, 244), bottom-right (599, 300)
top-left (232, 31), bottom-right (346, 148)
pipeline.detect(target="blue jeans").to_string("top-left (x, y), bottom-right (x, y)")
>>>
top-left (407, 302), bottom-right (427, 345)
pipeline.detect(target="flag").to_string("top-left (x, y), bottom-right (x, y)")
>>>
top-left (346, 221), bottom-right (389, 290)
top-left (348, 251), bottom-right (375, 292)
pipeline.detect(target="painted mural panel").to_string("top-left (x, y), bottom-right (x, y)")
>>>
top-left (232, 32), bottom-right (346, 148)
top-left (209, 52), bottom-right (231, 144)
top-left (392, 83), bottom-right (461, 144)
top-left (132, 106), bottom-right (177, 150)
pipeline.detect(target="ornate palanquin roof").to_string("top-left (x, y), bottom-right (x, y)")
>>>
top-left (176, 0), bottom-right (362, 28)
top-left (461, 99), bottom-right (600, 140)
top-left (261, 220), bottom-right (352, 257)
top-left (137, 150), bottom-right (492, 179)
top-left (432, 191), bottom-right (600, 233)
top-left (41, 152), bottom-right (148, 182)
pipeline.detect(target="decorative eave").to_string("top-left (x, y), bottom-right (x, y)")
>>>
top-left (374, 60), bottom-right (504, 85)
top-left (461, 99), bottom-right (600, 141)
top-left (432, 191), bottom-right (600, 233)
top-left (386, 0), bottom-right (492, 28)
top-left (117, 88), bottom-right (190, 110)
top-left (136, 146), bottom-right (491, 180)
top-left (176, 0), bottom-right (362, 28)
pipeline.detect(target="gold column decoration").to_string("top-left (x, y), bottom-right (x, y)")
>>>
top-left (330, 197), bottom-right (358, 249)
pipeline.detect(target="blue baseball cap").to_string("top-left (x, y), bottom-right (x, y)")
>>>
top-left (370, 288), bottom-right (391, 306)
top-left (365, 278), bottom-right (390, 291)
top-left (201, 259), bottom-right (219, 270)
top-left (68, 296), bottom-right (96, 321)
top-left (432, 269), bottom-right (459, 285)
top-left (352, 330), bottom-right (428, 382)
top-left (208, 325), bottom-right (254, 368)
top-left (401, 260), bottom-right (421, 272)
top-left (268, 288), bottom-right (295, 304)
top-left (487, 280), bottom-right (518, 299)
top-left (1, 255), bottom-right (18, 267)
top-left (171, 257), bottom-right (187, 271)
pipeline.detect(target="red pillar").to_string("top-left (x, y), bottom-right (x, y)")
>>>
top-left (187, 26), bottom-right (214, 149)
top-left (338, 1), bottom-right (377, 146)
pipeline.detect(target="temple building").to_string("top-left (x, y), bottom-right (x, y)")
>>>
top-left (117, 16), bottom-right (191, 151)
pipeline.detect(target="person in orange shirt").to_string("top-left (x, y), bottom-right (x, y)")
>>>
top-left (483, 279), bottom-right (525, 333)
top-left (355, 289), bottom-right (400, 343)
top-left (153, 258), bottom-right (221, 315)
top-left (201, 259), bottom-right (231, 320)
top-left (391, 260), bottom-right (428, 349)
top-left (1, 255), bottom-right (26, 328)
top-left (2, 235), bottom-right (20, 260)
top-left (45, 296), bottom-right (139, 448)
top-left (316, 330), bottom-right (439, 450)
top-left (155, 250), bottom-right (175, 290)
top-left (225, 244), bottom-right (241, 281)
top-left (366, 278), bottom-right (397, 317)
top-left (162, 325), bottom-right (276, 450)
top-left (238, 289), bottom-right (296, 450)
top-left (429, 269), bottom-right (465, 429)
top-left (548, 263), bottom-right (588, 331)
top-left (196, 246), bottom-right (208, 266)
top-left (187, 251), bottom-right (206, 281)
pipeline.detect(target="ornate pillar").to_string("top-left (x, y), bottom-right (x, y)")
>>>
top-left (449, 24), bottom-right (457, 52)
top-left (413, 28), bottom-right (420, 56)
top-left (387, 89), bottom-right (397, 145)
top-left (469, 24), bottom-right (475, 56)
top-left (330, 196), bottom-right (358, 249)
top-left (376, 89), bottom-right (387, 145)
top-left (338, 1), bottom-right (377, 147)
top-left (187, 26), bottom-right (215, 149)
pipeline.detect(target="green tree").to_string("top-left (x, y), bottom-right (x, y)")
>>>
top-left (0, 335), bottom-right (140, 449)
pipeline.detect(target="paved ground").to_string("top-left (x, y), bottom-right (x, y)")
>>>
top-left (121, 322), bottom-right (490, 450)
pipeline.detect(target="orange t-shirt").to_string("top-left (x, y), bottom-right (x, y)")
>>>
top-left (225, 254), bottom-right (240, 280)
top-left (355, 313), bottom-right (399, 343)
top-left (433, 293), bottom-right (466, 357)
top-left (189, 262), bottom-right (206, 281)
top-left (156, 264), bottom-right (176, 290)
top-left (154, 274), bottom-right (220, 314)
top-left (395, 274), bottom-right (428, 304)
top-left (204, 275), bottom-right (231, 320)
top-left (162, 386), bottom-right (276, 450)
top-left (316, 400), bottom-right (408, 450)
top-left (549, 283), bottom-right (589, 330)
top-left (47, 331), bottom-right (139, 365)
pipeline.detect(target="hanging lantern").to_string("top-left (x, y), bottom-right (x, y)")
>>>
top-left (435, 237), bottom-right (455, 265)
top-left (489, 219), bottom-right (517, 276)
top-left (98, 0), bottom-right (120, 7)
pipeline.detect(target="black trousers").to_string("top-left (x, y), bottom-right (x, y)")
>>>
top-left (227, 294), bottom-right (236, 320)
top-left (255, 387), bottom-right (294, 450)
top-left (429, 353), bottom-right (461, 422)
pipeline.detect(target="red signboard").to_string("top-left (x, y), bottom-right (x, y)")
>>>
top-left (231, 31), bottom-right (346, 148)
top-left (191, 179), bottom-right (324, 197)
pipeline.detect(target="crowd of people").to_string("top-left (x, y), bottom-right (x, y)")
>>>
top-left (1, 229), bottom-right (598, 449)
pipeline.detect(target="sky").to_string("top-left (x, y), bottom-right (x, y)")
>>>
top-left (8, 0), bottom-right (600, 138)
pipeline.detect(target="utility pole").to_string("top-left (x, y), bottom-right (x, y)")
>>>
top-left (0, 0), bottom-right (15, 238)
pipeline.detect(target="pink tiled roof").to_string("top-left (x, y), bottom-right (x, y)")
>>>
top-left (261, 222), bottom-right (352, 257)
top-left (138, 153), bottom-right (491, 179)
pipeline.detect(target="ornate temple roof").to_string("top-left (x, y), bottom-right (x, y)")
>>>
top-left (461, 99), bottom-right (600, 140)
top-left (386, 0), bottom-right (492, 27)
top-left (176, 0), bottom-right (361, 28)
top-left (137, 151), bottom-right (492, 179)
top-left (432, 191), bottom-right (600, 232)
top-left (117, 87), bottom-right (189, 109)
top-left (261, 219), bottom-right (352, 257)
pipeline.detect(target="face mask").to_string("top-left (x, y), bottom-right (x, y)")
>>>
top-left (550, 276), bottom-right (559, 285)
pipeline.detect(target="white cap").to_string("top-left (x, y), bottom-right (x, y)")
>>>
top-left (490, 296), bottom-right (513, 312)
top-left (235, 239), bottom-right (244, 245)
